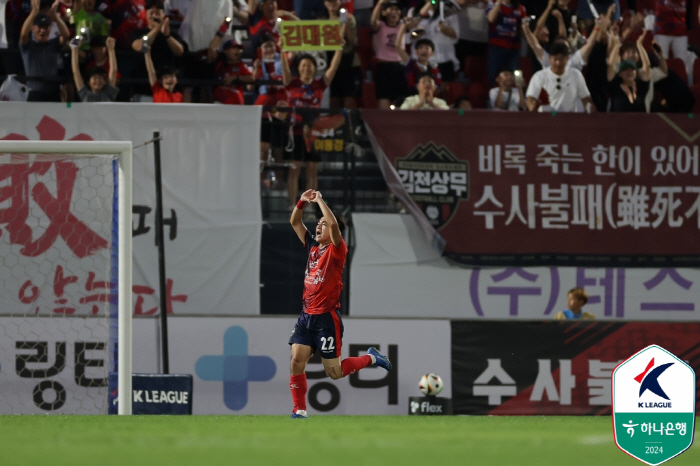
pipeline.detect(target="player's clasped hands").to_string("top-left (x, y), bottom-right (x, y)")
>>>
top-left (300, 189), bottom-right (322, 203)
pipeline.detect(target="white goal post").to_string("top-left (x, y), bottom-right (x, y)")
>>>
top-left (0, 140), bottom-right (132, 415)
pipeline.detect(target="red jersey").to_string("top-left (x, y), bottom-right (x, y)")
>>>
top-left (151, 82), bottom-right (183, 103)
top-left (302, 231), bottom-right (347, 315)
top-left (215, 59), bottom-right (253, 94)
top-left (287, 77), bottom-right (326, 108)
top-left (485, 1), bottom-right (526, 49)
top-left (654, 0), bottom-right (687, 36)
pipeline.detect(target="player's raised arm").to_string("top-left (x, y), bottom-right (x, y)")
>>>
top-left (312, 191), bottom-right (342, 247)
top-left (290, 189), bottom-right (314, 244)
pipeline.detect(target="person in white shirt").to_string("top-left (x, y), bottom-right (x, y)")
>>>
top-left (489, 69), bottom-right (525, 110)
top-left (400, 72), bottom-right (450, 109)
top-left (525, 41), bottom-right (594, 112)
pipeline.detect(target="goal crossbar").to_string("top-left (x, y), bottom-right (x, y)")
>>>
top-left (0, 140), bottom-right (133, 415)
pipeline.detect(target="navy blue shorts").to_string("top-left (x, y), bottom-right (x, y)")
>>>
top-left (288, 310), bottom-right (344, 359)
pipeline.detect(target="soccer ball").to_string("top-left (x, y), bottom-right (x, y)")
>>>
top-left (418, 373), bottom-right (443, 396)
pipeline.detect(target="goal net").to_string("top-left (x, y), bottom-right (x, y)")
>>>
top-left (0, 141), bottom-right (132, 415)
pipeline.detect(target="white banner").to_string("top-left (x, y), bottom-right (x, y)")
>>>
top-left (0, 103), bottom-right (262, 316)
top-left (0, 316), bottom-right (451, 415)
top-left (350, 213), bottom-right (700, 321)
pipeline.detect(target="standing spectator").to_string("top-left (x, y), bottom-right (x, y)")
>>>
top-left (253, 33), bottom-right (286, 106)
top-left (71, 36), bottom-right (119, 101)
top-left (19, 0), bottom-right (70, 101)
top-left (455, 0), bottom-right (489, 68)
top-left (525, 41), bottom-right (595, 112)
top-left (489, 69), bottom-right (525, 109)
top-left (542, 0), bottom-right (572, 45)
top-left (72, 0), bottom-right (110, 51)
top-left (208, 38), bottom-right (256, 105)
top-left (85, 35), bottom-right (121, 81)
top-left (413, 1), bottom-right (460, 82)
top-left (178, 0), bottom-right (243, 53)
top-left (322, 0), bottom-right (361, 108)
top-left (144, 47), bottom-right (183, 102)
top-left (400, 72), bottom-right (449, 108)
top-left (606, 32), bottom-right (651, 111)
top-left (485, 0), bottom-right (527, 87)
top-left (130, 0), bottom-right (186, 96)
top-left (371, 0), bottom-right (407, 109)
top-left (577, 0), bottom-right (619, 30)
top-left (280, 36), bottom-right (343, 212)
top-left (248, 0), bottom-right (299, 49)
top-left (395, 21), bottom-right (443, 95)
top-left (654, 0), bottom-right (690, 81)
top-left (100, 0), bottom-right (147, 50)
top-left (607, 31), bottom-right (651, 112)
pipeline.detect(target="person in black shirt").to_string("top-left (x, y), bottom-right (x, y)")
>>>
top-left (607, 31), bottom-right (650, 112)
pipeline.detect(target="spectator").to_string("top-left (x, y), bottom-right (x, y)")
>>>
top-left (400, 72), bottom-right (449, 109)
top-left (19, 0), bottom-right (70, 102)
top-left (322, 0), bottom-right (361, 108)
top-left (412, 1), bottom-right (460, 82)
top-left (395, 21), bottom-right (443, 95)
top-left (280, 36), bottom-right (343, 211)
top-left (145, 48), bottom-right (183, 102)
top-left (72, 0), bottom-right (110, 51)
top-left (248, 0), bottom-right (299, 49)
top-left (577, 0), bottom-right (619, 30)
top-left (554, 287), bottom-right (595, 320)
top-left (178, 0), bottom-right (245, 53)
top-left (542, 0), bottom-right (572, 45)
top-left (454, 0), bottom-right (489, 68)
top-left (371, 0), bottom-right (407, 109)
top-left (253, 33), bottom-right (287, 106)
top-left (130, 0), bottom-right (186, 96)
top-left (654, 0), bottom-right (690, 81)
top-left (208, 38), bottom-right (256, 105)
top-left (525, 41), bottom-right (595, 112)
top-left (100, 0), bottom-right (147, 50)
top-left (489, 69), bottom-right (526, 110)
top-left (452, 94), bottom-right (473, 109)
top-left (85, 35), bottom-right (121, 82)
top-left (607, 31), bottom-right (651, 112)
top-left (71, 36), bottom-right (119, 101)
top-left (485, 0), bottom-right (527, 87)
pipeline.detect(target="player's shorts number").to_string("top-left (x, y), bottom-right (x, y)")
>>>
top-left (321, 336), bottom-right (335, 351)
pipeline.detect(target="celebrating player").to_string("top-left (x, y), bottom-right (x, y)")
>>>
top-left (288, 189), bottom-right (392, 419)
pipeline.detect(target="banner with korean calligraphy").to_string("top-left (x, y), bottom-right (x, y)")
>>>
top-left (280, 20), bottom-right (344, 51)
top-left (362, 110), bottom-right (700, 267)
top-left (350, 213), bottom-right (700, 321)
top-left (0, 103), bottom-right (262, 316)
top-left (451, 320), bottom-right (700, 415)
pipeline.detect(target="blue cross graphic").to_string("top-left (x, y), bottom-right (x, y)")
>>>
top-left (195, 326), bottom-right (276, 410)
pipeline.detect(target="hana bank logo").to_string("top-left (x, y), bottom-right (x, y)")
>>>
top-left (635, 358), bottom-right (674, 407)
top-left (195, 326), bottom-right (276, 411)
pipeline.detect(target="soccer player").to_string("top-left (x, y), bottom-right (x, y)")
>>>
top-left (288, 189), bottom-right (392, 419)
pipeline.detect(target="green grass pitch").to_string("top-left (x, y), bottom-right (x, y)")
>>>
top-left (0, 415), bottom-right (697, 466)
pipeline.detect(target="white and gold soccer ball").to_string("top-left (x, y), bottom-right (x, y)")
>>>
top-left (418, 373), bottom-right (443, 396)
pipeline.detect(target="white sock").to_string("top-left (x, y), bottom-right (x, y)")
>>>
top-left (368, 354), bottom-right (377, 365)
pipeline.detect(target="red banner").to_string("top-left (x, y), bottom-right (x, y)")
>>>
top-left (362, 110), bottom-right (700, 267)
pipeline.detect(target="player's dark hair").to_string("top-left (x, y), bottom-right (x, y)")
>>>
top-left (568, 287), bottom-right (588, 305)
top-left (333, 211), bottom-right (346, 235)
top-left (146, 0), bottom-right (165, 10)
top-left (157, 65), bottom-right (179, 80)
top-left (549, 42), bottom-right (570, 57)
top-left (414, 38), bottom-right (435, 52)
top-left (87, 67), bottom-right (107, 79)
top-left (416, 71), bottom-right (435, 84)
top-left (296, 54), bottom-right (317, 72)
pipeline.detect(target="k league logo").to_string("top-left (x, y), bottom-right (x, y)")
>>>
top-left (612, 345), bottom-right (696, 466)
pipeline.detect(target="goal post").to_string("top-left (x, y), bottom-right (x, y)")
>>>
top-left (0, 140), bottom-right (132, 415)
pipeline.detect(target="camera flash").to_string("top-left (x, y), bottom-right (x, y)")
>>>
top-left (226, 16), bottom-right (232, 22)
top-left (340, 8), bottom-right (346, 13)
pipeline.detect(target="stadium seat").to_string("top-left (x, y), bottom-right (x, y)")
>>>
top-left (357, 27), bottom-right (374, 74)
top-left (463, 55), bottom-right (488, 88)
top-left (361, 81), bottom-right (377, 108)
top-left (518, 56), bottom-right (533, 84)
top-left (690, 84), bottom-right (700, 113)
top-left (444, 82), bottom-right (467, 106)
top-left (665, 58), bottom-right (688, 85)
top-left (466, 81), bottom-right (488, 109)
top-left (693, 58), bottom-right (700, 87)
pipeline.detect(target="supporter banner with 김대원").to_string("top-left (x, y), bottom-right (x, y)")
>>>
top-left (280, 20), bottom-right (344, 51)
top-left (362, 110), bottom-right (700, 267)
top-left (451, 320), bottom-right (700, 415)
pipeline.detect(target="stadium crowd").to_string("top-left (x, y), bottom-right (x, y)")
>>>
top-left (1, 0), bottom-right (699, 112)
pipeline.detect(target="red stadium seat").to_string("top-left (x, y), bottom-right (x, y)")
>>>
top-left (357, 27), bottom-right (374, 74)
top-left (693, 58), bottom-right (700, 87)
top-left (518, 56), bottom-right (533, 84)
top-left (690, 84), bottom-right (700, 113)
top-left (463, 55), bottom-right (488, 88)
top-left (666, 58), bottom-right (688, 84)
top-left (466, 81), bottom-right (488, 109)
top-left (361, 81), bottom-right (377, 108)
top-left (443, 82), bottom-right (467, 106)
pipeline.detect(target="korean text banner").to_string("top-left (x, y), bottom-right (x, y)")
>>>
top-left (362, 110), bottom-right (700, 267)
top-left (0, 103), bottom-right (262, 316)
top-left (280, 20), bottom-right (344, 51)
top-left (451, 320), bottom-right (700, 415)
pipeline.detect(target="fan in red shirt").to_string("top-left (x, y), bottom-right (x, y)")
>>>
top-left (145, 47), bottom-right (182, 102)
top-left (253, 34), bottom-right (287, 107)
top-left (209, 39), bottom-right (256, 105)
top-left (287, 189), bottom-right (392, 419)
top-left (280, 34), bottom-right (343, 210)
